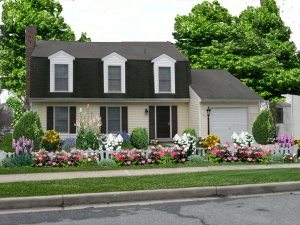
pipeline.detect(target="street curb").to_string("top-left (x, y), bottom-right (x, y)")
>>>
top-left (0, 182), bottom-right (300, 210)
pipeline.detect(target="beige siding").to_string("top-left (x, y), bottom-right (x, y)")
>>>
top-left (31, 101), bottom-right (189, 139)
top-left (199, 102), bottom-right (260, 138)
top-left (292, 95), bottom-right (300, 139)
top-left (177, 103), bottom-right (189, 134)
top-left (188, 87), bottom-right (201, 135)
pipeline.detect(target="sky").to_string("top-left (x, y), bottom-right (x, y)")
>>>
top-left (57, 0), bottom-right (300, 48)
top-left (0, 0), bottom-right (300, 102)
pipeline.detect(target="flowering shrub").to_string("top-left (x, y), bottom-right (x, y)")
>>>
top-left (76, 105), bottom-right (101, 150)
top-left (32, 149), bottom-right (98, 167)
top-left (101, 134), bottom-right (123, 151)
top-left (147, 145), bottom-right (188, 164)
top-left (276, 134), bottom-right (294, 148)
top-left (231, 132), bottom-right (254, 147)
top-left (208, 144), bottom-right (272, 163)
top-left (12, 137), bottom-right (33, 156)
top-left (201, 134), bottom-right (220, 148)
top-left (41, 130), bottom-right (60, 151)
top-left (173, 133), bottom-right (196, 156)
top-left (283, 153), bottom-right (297, 163)
top-left (112, 148), bottom-right (146, 166)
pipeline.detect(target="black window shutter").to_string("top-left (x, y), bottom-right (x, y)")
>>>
top-left (172, 106), bottom-right (178, 138)
top-left (47, 106), bottom-right (53, 130)
top-left (69, 106), bottom-right (76, 134)
top-left (149, 106), bottom-right (155, 139)
top-left (121, 107), bottom-right (128, 133)
top-left (100, 107), bottom-right (106, 133)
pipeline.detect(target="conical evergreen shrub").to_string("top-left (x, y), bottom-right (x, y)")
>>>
top-left (252, 110), bottom-right (275, 145)
top-left (13, 111), bottom-right (44, 150)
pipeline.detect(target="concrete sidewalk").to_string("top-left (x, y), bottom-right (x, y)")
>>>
top-left (1, 163), bottom-right (300, 183)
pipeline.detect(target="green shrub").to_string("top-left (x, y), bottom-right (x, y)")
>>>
top-left (252, 110), bottom-right (275, 145)
top-left (272, 153), bottom-right (283, 163)
top-left (130, 128), bottom-right (148, 149)
top-left (183, 128), bottom-right (197, 137)
top-left (2, 155), bottom-right (32, 167)
top-left (98, 159), bottom-right (117, 168)
top-left (13, 111), bottom-right (44, 151)
top-left (188, 155), bottom-right (206, 162)
top-left (121, 140), bottom-right (133, 149)
top-left (76, 127), bottom-right (99, 150)
top-left (0, 133), bottom-right (13, 152)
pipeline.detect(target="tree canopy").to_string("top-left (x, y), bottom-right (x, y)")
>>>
top-left (0, 0), bottom-right (89, 97)
top-left (173, 0), bottom-right (300, 101)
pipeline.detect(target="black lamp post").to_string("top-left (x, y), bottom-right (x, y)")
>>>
top-left (206, 107), bottom-right (211, 135)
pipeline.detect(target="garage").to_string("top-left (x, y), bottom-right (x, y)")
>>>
top-left (210, 108), bottom-right (248, 143)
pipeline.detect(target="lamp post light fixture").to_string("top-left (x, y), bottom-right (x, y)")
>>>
top-left (145, 108), bottom-right (149, 114)
top-left (206, 107), bottom-right (211, 135)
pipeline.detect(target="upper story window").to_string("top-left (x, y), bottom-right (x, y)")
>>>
top-left (152, 54), bottom-right (176, 94)
top-left (48, 50), bottom-right (75, 93)
top-left (108, 65), bottom-right (121, 92)
top-left (102, 52), bottom-right (127, 93)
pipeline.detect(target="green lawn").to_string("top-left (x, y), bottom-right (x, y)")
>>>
top-left (1, 168), bottom-right (299, 198)
top-left (0, 161), bottom-right (281, 175)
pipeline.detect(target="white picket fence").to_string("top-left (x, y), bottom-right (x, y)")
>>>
top-left (0, 145), bottom-right (296, 163)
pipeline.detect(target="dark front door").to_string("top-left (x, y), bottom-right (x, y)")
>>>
top-left (156, 106), bottom-right (170, 138)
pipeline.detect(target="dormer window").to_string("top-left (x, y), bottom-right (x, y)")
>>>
top-left (55, 64), bottom-right (68, 91)
top-left (102, 52), bottom-right (127, 93)
top-left (152, 54), bottom-right (176, 94)
top-left (48, 50), bottom-right (75, 93)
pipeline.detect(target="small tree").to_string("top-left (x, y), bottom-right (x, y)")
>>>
top-left (130, 128), bottom-right (148, 149)
top-left (13, 111), bottom-right (44, 150)
top-left (252, 110), bottom-right (275, 145)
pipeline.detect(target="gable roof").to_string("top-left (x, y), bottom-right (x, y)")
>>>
top-left (32, 41), bottom-right (188, 61)
top-left (191, 69), bottom-right (262, 102)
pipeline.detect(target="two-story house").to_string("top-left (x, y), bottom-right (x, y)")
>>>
top-left (26, 26), bottom-right (262, 143)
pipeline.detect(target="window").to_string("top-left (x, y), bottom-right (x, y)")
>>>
top-left (55, 64), bottom-right (68, 91)
top-left (159, 67), bottom-right (171, 92)
top-left (108, 66), bottom-right (121, 92)
top-left (107, 107), bottom-right (121, 133)
top-left (276, 108), bottom-right (283, 124)
top-left (102, 52), bottom-right (127, 93)
top-left (152, 54), bottom-right (176, 94)
top-left (54, 107), bottom-right (69, 133)
top-left (48, 50), bottom-right (75, 93)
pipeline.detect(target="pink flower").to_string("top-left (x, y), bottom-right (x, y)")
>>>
top-left (247, 158), bottom-right (253, 162)
top-left (147, 158), bottom-right (152, 163)
top-left (181, 158), bottom-right (186, 163)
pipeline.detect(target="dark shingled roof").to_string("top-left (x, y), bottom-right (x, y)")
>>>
top-left (191, 69), bottom-right (262, 101)
top-left (32, 41), bottom-right (188, 61)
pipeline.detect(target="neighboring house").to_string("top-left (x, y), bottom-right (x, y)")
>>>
top-left (26, 26), bottom-right (262, 142)
top-left (276, 95), bottom-right (300, 139)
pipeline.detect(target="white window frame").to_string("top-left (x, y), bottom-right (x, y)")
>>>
top-left (102, 52), bottom-right (127, 93)
top-left (106, 106), bottom-right (122, 134)
top-left (48, 50), bottom-right (75, 93)
top-left (152, 54), bottom-right (176, 94)
top-left (53, 106), bottom-right (70, 134)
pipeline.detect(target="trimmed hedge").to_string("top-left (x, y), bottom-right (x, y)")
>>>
top-left (0, 133), bottom-right (13, 152)
top-left (130, 128), bottom-right (148, 149)
top-left (252, 110), bottom-right (275, 145)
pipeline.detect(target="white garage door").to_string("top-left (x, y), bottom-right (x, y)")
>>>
top-left (211, 108), bottom-right (248, 143)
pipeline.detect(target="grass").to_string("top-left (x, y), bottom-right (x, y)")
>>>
top-left (0, 161), bottom-right (283, 175)
top-left (0, 168), bottom-right (300, 198)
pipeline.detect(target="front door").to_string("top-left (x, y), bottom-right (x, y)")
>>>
top-left (156, 106), bottom-right (170, 138)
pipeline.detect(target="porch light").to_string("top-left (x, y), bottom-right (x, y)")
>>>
top-left (145, 108), bottom-right (149, 114)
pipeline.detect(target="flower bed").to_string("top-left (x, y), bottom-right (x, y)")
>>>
top-left (208, 144), bottom-right (272, 163)
top-left (32, 149), bottom-right (98, 167)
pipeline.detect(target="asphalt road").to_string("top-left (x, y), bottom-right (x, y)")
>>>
top-left (1, 192), bottom-right (300, 225)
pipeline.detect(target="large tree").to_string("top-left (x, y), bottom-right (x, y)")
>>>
top-left (0, 0), bottom-right (76, 97)
top-left (173, 0), bottom-right (300, 101)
